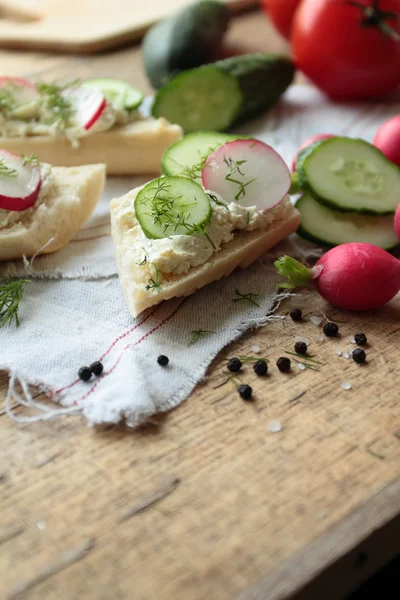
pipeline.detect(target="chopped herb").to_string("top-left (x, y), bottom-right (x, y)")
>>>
top-left (21, 153), bottom-right (40, 167)
top-left (207, 192), bottom-right (228, 209)
top-left (180, 145), bottom-right (219, 180)
top-left (0, 279), bottom-right (30, 328)
top-left (189, 329), bottom-right (216, 345)
top-left (232, 288), bottom-right (260, 307)
top-left (0, 159), bottom-right (18, 178)
top-left (137, 247), bottom-right (148, 266)
top-left (284, 350), bottom-right (323, 365)
top-left (145, 263), bottom-right (168, 292)
top-left (36, 81), bottom-right (78, 129)
top-left (213, 369), bottom-right (242, 389)
top-left (0, 86), bottom-right (16, 114)
top-left (223, 156), bottom-right (256, 202)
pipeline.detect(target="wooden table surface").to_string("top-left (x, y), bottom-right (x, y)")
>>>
top-left (1, 9), bottom-right (400, 600)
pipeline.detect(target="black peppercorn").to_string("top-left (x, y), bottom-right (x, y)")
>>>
top-left (323, 321), bottom-right (339, 337)
top-left (290, 308), bottom-right (302, 322)
top-left (238, 384), bottom-right (253, 401)
top-left (227, 357), bottom-right (242, 373)
top-left (277, 357), bottom-right (291, 372)
top-left (352, 348), bottom-right (366, 364)
top-left (354, 332), bottom-right (367, 346)
top-left (157, 355), bottom-right (169, 367)
top-left (78, 366), bottom-right (92, 382)
top-left (90, 361), bottom-right (104, 376)
top-left (294, 341), bottom-right (307, 355)
top-left (253, 359), bottom-right (268, 376)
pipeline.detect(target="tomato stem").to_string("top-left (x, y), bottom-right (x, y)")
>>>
top-left (344, 0), bottom-right (400, 40)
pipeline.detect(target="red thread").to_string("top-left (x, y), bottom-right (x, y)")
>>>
top-left (75, 298), bottom-right (188, 405)
top-left (54, 306), bottom-right (159, 396)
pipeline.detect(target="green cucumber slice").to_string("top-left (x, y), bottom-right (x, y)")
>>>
top-left (152, 65), bottom-right (243, 133)
top-left (82, 78), bottom-right (143, 110)
top-left (296, 194), bottom-right (398, 250)
top-left (297, 137), bottom-right (400, 215)
top-left (162, 131), bottom-right (237, 179)
top-left (135, 176), bottom-right (211, 239)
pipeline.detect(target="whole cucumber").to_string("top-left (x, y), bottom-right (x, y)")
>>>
top-left (216, 53), bottom-right (295, 123)
top-left (143, 1), bottom-right (229, 90)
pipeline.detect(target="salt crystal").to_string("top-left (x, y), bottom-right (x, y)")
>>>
top-left (335, 349), bottom-right (342, 356)
top-left (268, 420), bottom-right (282, 433)
top-left (37, 520), bottom-right (47, 531)
top-left (295, 336), bottom-right (310, 346)
top-left (297, 362), bottom-right (306, 371)
top-left (341, 381), bottom-right (352, 391)
top-left (314, 335), bottom-right (325, 344)
top-left (251, 345), bottom-right (261, 354)
top-left (342, 352), bottom-right (350, 359)
top-left (310, 316), bottom-right (323, 327)
top-left (349, 336), bottom-right (356, 344)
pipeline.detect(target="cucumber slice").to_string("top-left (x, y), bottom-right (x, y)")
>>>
top-left (82, 78), bottom-right (143, 110)
top-left (162, 131), bottom-right (237, 178)
top-left (297, 194), bottom-right (399, 250)
top-left (135, 176), bottom-right (211, 239)
top-left (152, 66), bottom-right (243, 133)
top-left (297, 137), bottom-right (400, 215)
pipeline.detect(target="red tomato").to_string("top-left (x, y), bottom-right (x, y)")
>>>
top-left (261, 0), bottom-right (302, 40)
top-left (292, 0), bottom-right (400, 100)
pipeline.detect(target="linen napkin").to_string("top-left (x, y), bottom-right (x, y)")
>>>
top-left (1, 86), bottom-right (398, 427)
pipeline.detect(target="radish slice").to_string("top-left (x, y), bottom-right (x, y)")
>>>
top-left (202, 139), bottom-right (291, 212)
top-left (0, 150), bottom-right (41, 212)
top-left (62, 87), bottom-right (107, 131)
top-left (0, 76), bottom-right (39, 107)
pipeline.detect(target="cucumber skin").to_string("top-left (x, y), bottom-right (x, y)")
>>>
top-left (215, 53), bottom-right (295, 123)
top-left (296, 137), bottom-right (400, 216)
top-left (296, 195), bottom-right (399, 251)
top-left (143, 1), bottom-right (229, 90)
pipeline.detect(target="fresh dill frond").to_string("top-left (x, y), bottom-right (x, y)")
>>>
top-left (223, 156), bottom-right (256, 202)
top-left (145, 262), bottom-right (168, 292)
top-left (207, 192), bottom-right (228, 210)
top-left (189, 329), bottom-right (216, 345)
top-left (0, 159), bottom-right (18, 178)
top-left (232, 288), bottom-right (260, 307)
top-left (284, 351), bottom-right (323, 365)
top-left (180, 145), bottom-right (219, 180)
top-left (0, 86), bottom-right (16, 115)
top-left (213, 370), bottom-right (242, 389)
top-left (21, 153), bottom-right (40, 167)
top-left (137, 247), bottom-right (148, 266)
top-left (36, 80), bottom-right (79, 128)
top-left (0, 279), bottom-right (30, 328)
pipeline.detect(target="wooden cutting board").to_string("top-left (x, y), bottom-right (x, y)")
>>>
top-left (0, 0), bottom-right (258, 53)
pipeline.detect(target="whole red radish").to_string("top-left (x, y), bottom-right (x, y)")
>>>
top-left (260, 0), bottom-right (302, 40)
top-left (292, 133), bottom-right (334, 170)
top-left (395, 204), bottom-right (400, 241)
top-left (275, 243), bottom-right (400, 310)
top-left (373, 115), bottom-right (400, 168)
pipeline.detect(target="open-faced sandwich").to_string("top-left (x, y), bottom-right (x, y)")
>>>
top-left (0, 149), bottom-right (105, 261)
top-left (0, 76), bottom-right (182, 174)
top-left (111, 134), bottom-right (300, 317)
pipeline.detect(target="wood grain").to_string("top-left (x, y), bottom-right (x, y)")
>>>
top-left (0, 10), bottom-right (399, 600)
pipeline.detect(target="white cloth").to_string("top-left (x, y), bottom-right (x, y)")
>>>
top-left (1, 86), bottom-right (399, 426)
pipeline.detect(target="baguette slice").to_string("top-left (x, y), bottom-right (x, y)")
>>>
top-left (0, 118), bottom-right (182, 175)
top-left (111, 188), bottom-right (301, 318)
top-left (0, 163), bottom-right (106, 261)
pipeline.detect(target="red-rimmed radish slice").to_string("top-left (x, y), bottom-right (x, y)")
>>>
top-left (62, 87), bottom-right (107, 131)
top-left (202, 139), bottom-right (291, 212)
top-left (292, 134), bottom-right (334, 171)
top-left (0, 75), bottom-right (39, 106)
top-left (0, 150), bottom-right (41, 212)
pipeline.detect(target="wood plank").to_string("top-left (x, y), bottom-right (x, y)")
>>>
top-left (1, 10), bottom-right (399, 600)
top-left (0, 0), bottom-right (259, 53)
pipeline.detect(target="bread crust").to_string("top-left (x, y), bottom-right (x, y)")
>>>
top-left (111, 190), bottom-right (301, 317)
top-left (0, 118), bottom-right (182, 175)
top-left (0, 163), bottom-right (106, 261)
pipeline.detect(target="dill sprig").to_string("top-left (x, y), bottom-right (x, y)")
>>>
top-left (0, 86), bottom-right (16, 115)
top-left (145, 262), bottom-right (168, 292)
top-left (36, 81), bottom-right (78, 128)
top-left (223, 156), bottom-right (256, 202)
top-left (238, 355), bottom-right (269, 364)
top-left (284, 351), bottom-right (323, 365)
top-left (189, 329), bottom-right (216, 345)
top-left (0, 159), bottom-right (18, 178)
top-left (21, 153), bottom-right (40, 167)
top-left (180, 145), bottom-right (219, 180)
top-left (213, 370), bottom-right (242, 389)
top-left (0, 279), bottom-right (30, 328)
top-left (207, 192), bottom-right (228, 209)
top-left (232, 288), bottom-right (260, 307)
